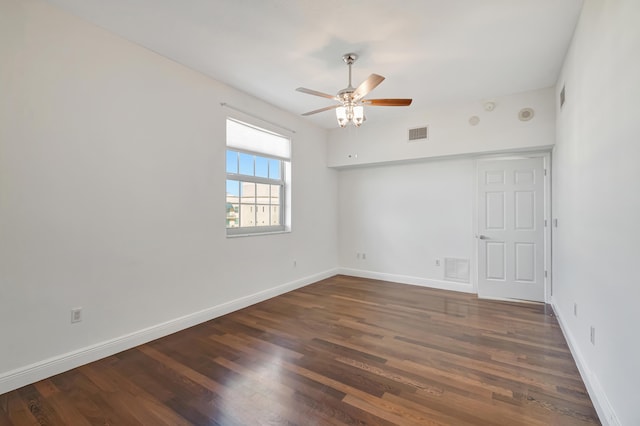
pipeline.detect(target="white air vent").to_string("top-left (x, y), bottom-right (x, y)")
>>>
top-left (444, 258), bottom-right (470, 283)
top-left (408, 126), bottom-right (428, 141)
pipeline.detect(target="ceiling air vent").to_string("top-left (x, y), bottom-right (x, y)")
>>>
top-left (408, 126), bottom-right (428, 142)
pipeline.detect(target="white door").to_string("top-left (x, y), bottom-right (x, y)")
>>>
top-left (477, 158), bottom-right (546, 302)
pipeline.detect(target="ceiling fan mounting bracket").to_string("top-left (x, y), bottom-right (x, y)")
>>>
top-left (342, 53), bottom-right (358, 65)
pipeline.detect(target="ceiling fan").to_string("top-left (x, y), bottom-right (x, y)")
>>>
top-left (296, 53), bottom-right (413, 127)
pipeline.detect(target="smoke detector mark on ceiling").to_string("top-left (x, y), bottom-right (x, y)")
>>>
top-left (518, 108), bottom-right (535, 121)
top-left (408, 126), bottom-right (428, 141)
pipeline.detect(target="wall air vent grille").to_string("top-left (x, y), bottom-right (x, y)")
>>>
top-left (408, 126), bottom-right (428, 141)
top-left (444, 258), bottom-right (470, 283)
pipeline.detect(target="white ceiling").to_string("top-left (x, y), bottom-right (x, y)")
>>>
top-left (45, 0), bottom-right (584, 128)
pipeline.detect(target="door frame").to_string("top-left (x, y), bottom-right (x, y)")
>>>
top-left (472, 151), bottom-right (552, 303)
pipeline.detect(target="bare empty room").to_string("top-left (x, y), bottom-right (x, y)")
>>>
top-left (1, 0), bottom-right (639, 424)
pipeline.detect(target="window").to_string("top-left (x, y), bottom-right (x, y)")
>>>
top-left (226, 118), bottom-right (290, 236)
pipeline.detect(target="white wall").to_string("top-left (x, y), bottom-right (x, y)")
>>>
top-left (338, 158), bottom-right (475, 293)
top-left (328, 87), bottom-right (555, 168)
top-left (552, 0), bottom-right (640, 425)
top-left (0, 0), bottom-right (337, 392)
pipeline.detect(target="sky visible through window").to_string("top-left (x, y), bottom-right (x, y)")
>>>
top-left (226, 150), bottom-right (280, 196)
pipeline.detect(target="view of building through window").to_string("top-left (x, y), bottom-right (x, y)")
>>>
top-left (225, 151), bottom-right (282, 228)
top-left (225, 118), bottom-right (290, 235)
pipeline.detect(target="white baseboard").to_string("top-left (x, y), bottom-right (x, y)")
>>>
top-left (0, 268), bottom-right (339, 395)
top-left (338, 268), bottom-right (474, 294)
top-left (551, 301), bottom-right (620, 426)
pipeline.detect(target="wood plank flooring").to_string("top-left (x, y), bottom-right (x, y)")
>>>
top-left (0, 275), bottom-right (600, 425)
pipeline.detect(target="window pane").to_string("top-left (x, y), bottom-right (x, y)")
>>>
top-left (240, 182), bottom-right (256, 204)
top-left (226, 202), bottom-right (239, 228)
top-left (270, 185), bottom-right (281, 226)
top-left (226, 150), bottom-right (238, 174)
top-left (271, 205), bottom-right (280, 226)
top-left (269, 159), bottom-right (281, 179)
top-left (270, 184), bottom-right (280, 202)
top-left (226, 179), bottom-right (239, 197)
top-left (256, 183), bottom-right (270, 205)
top-left (255, 156), bottom-right (269, 178)
top-left (239, 153), bottom-right (254, 176)
top-left (240, 204), bottom-right (255, 227)
top-left (226, 180), bottom-right (239, 228)
top-left (256, 204), bottom-right (270, 226)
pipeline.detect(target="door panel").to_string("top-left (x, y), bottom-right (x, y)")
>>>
top-left (515, 243), bottom-right (535, 281)
top-left (515, 191), bottom-right (535, 229)
top-left (486, 192), bottom-right (505, 229)
top-left (486, 242), bottom-right (506, 280)
top-left (477, 158), bottom-right (545, 302)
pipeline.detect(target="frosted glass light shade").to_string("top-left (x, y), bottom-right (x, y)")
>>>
top-left (353, 105), bottom-right (364, 127)
top-left (336, 106), bottom-right (348, 127)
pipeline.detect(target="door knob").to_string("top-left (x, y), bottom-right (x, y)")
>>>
top-left (478, 235), bottom-right (489, 240)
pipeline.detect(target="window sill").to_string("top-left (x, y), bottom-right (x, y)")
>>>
top-left (226, 229), bottom-right (291, 238)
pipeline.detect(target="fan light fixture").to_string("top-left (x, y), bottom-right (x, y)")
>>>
top-left (336, 103), bottom-right (365, 128)
top-left (296, 53), bottom-right (412, 128)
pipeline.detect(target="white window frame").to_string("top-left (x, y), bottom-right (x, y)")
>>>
top-left (225, 118), bottom-right (291, 237)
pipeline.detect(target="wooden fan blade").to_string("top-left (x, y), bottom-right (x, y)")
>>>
top-left (363, 98), bottom-right (413, 106)
top-left (296, 87), bottom-right (337, 100)
top-left (352, 74), bottom-right (385, 100)
top-left (301, 104), bottom-right (340, 116)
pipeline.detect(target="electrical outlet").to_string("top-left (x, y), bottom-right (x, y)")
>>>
top-left (362, 253), bottom-right (366, 260)
top-left (574, 303), bottom-right (578, 317)
top-left (590, 326), bottom-right (596, 345)
top-left (71, 308), bottom-right (82, 324)
top-left (435, 259), bottom-right (441, 266)
top-left (356, 253), bottom-right (361, 260)
top-left (293, 260), bottom-right (297, 267)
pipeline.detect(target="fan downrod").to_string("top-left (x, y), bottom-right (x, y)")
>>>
top-left (341, 53), bottom-right (358, 93)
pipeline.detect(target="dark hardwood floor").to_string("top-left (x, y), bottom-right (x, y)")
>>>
top-left (0, 275), bottom-right (600, 425)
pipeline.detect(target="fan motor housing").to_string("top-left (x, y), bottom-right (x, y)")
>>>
top-left (338, 88), bottom-right (354, 100)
